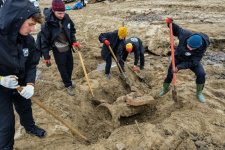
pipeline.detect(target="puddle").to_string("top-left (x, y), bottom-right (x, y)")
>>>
top-left (97, 62), bottom-right (117, 70)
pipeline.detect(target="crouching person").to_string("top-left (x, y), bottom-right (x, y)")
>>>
top-left (0, 0), bottom-right (46, 149)
top-left (159, 18), bottom-right (210, 102)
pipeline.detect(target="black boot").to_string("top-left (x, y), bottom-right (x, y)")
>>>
top-left (25, 125), bottom-right (46, 137)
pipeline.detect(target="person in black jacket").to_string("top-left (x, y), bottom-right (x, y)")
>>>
top-left (99, 27), bottom-right (128, 79)
top-left (122, 37), bottom-right (145, 71)
top-left (38, 0), bottom-right (81, 96)
top-left (159, 18), bottom-right (210, 103)
top-left (0, 0), bottom-right (46, 149)
top-left (0, 0), bottom-right (3, 8)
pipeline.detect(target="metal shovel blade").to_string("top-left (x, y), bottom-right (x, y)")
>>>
top-left (172, 89), bottom-right (178, 103)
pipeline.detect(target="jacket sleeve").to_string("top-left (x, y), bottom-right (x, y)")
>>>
top-left (70, 18), bottom-right (76, 43)
top-left (39, 23), bottom-right (51, 60)
top-left (99, 32), bottom-right (111, 43)
top-left (171, 23), bottom-right (193, 39)
top-left (25, 38), bottom-right (41, 84)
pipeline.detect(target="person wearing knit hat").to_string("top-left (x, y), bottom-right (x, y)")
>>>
top-left (52, 0), bottom-right (65, 12)
top-left (118, 27), bottom-right (127, 39)
top-left (99, 27), bottom-right (128, 79)
top-left (122, 37), bottom-right (145, 71)
top-left (159, 18), bottom-right (210, 103)
top-left (0, 0), bottom-right (46, 149)
top-left (37, 0), bottom-right (81, 96)
top-left (187, 35), bottom-right (202, 49)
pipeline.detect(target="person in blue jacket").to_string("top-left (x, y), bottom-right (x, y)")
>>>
top-left (159, 18), bottom-right (210, 103)
top-left (0, 0), bottom-right (46, 149)
top-left (38, 0), bottom-right (81, 96)
top-left (99, 27), bottom-right (128, 79)
top-left (122, 37), bottom-right (145, 71)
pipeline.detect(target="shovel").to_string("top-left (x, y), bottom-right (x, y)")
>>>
top-left (72, 46), bottom-right (94, 97)
top-left (169, 23), bottom-right (178, 103)
top-left (17, 87), bottom-right (91, 144)
top-left (108, 45), bottom-right (131, 86)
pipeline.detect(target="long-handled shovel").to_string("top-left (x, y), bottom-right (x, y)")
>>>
top-left (169, 23), bottom-right (178, 103)
top-left (72, 46), bottom-right (94, 97)
top-left (17, 87), bottom-right (91, 144)
top-left (108, 45), bottom-right (131, 86)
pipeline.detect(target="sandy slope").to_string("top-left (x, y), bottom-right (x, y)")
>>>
top-left (14, 0), bottom-right (225, 149)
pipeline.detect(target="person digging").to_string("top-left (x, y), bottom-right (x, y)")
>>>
top-left (0, 0), bottom-right (46, 149)
top-left (159, 18), bottom-right (210, 103)
top-left (99, 27), bottom-right (128, 79)
top-left (122, 37), bottom-right (145, 71)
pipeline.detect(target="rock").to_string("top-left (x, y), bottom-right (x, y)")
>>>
top-left (195, 140), bottom-right (207, 148)
top-left (116, 143), bottom-right (126, 150)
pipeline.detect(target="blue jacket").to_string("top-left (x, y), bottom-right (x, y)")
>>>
top-left (38, 7), bottom-right (76, 60)
top-left (99, 30), bottom-right (125, 60)
top-left (124, 37), bottom-right (144, 66)
top-left (171, 23), bottom-right (210, 70)
top-left (0, 0), bottom-right (41, 88)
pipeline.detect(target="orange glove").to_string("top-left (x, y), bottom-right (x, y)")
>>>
top-left (73, 42), bottom-right (81, 49)
top-left (45, 60), bottom-right (51, 67)
top-left (133, 66), bottom-right (136, 71)
top-left (166, 17), bottom-right (173, 23)
top-left (104, 40), bottom-right (110, 46)
top-left (172, 67), bottom-right (178, 73)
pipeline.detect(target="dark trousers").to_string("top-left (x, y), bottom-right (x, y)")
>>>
top-left (53, 48), bottom-right (74, 87)
top-left (81, 0), bottom-right (85, 6)
top-left (0, 88), bottom-right (35, 149)
top-left (164, 62), bottom-right (206, 84)
top-left (105, 53), bottom-right (125, 74)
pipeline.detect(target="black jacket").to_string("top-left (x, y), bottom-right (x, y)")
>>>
top-left (0, 0), bottom-right (40, 88)
top-left (38, 7), bottom-right (76, 60)
top-left (123, 37), bottom-right (144, 66)
top-left (99, 30), bottom-right (125, 60)
top-left (171, 23), bottom-right (210, 70)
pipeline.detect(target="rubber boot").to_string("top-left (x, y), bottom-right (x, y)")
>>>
top-left (159, 82), bottom-right (170, 96)
top-left (196, 84), bottom-right (206, 103)
top-left (120, 72), bottom-right (128, 78)
top-left (105, 74), bottom-right (110, 79)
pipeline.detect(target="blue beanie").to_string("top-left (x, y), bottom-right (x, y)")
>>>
top-left (187, 35), bottom-right (202, 49)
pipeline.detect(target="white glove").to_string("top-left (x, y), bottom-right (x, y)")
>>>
top-left (20, 85), bottom-right (34, 99)
top-left (0, 75), bottom-right (19, 89)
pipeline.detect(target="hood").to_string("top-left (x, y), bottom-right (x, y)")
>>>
top-left (43, 7), bottom-right (58, 25)
top-left (0, 0), bottom-right (39, 35)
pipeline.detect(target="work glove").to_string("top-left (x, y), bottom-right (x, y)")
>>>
top-left (133, 65), bottom-right (136, 71)
top-left (104, 40), bottom-right (110, 46)
top-left (73, 42), bottom-right (81, 50)
top-left (45, 60), bottom-right (51, 67)
top-left (172, 67), bottom-right (178, 74)
top-left (19, 85), bottom-right (34, 99)
top-left (0, 75), bottom-right (19, 89)
top-left (166, 17), bottom-right (173, 24)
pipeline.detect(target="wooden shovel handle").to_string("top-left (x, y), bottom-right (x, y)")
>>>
top-left (17, 87), bottom-right (91, 143)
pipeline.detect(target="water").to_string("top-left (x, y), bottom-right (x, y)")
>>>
top-left (96, 62), bottom-right (117, 70)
